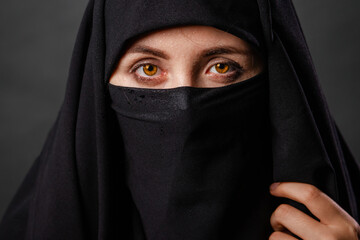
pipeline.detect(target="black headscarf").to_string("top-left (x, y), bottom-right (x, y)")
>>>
top-left (0, 0), bottom-right (359, 239)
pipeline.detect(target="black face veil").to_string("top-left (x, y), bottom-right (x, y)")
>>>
top-left (0, 0), bottom-right (359, 239)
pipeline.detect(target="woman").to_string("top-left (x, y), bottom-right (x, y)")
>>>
top-left (0, 0), bottom-right (359, 239)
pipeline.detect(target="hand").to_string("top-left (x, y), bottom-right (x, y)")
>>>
top-left (269, 182), bottom-right (360, 240)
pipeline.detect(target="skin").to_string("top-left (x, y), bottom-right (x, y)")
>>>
top-left (269, 182), bottom-right (360, 240)
top-left (109, 25), bottom-right (263, 88)
top-left (110, 25), bottom-right (360, 239)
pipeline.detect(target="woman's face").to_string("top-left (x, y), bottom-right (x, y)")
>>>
top-left (109, 25), bottom-right (264, 88)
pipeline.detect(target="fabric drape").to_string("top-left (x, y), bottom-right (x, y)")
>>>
top-left (0, 0), bottom-right (358, 239)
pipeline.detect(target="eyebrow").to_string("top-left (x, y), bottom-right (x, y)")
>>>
top-left (202, 46), bottom-right (250, 57)
top-left (128, 45), bottom-right (170, 59)
top-left (127, 45), bottom-right (250, 59)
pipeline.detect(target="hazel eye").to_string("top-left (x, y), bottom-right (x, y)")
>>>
top-left (211, 63), bottom-right (230, 74)
top-left (207, 61), bottom-right (244, 83)
top-left (132, 62), bottom-right (165, 86)
top-left (142, 64), bottom-right (158, 76)
top-left (134, 63), bottom-right (162, 79)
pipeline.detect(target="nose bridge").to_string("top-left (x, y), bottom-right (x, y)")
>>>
top-left (176, 70), bottom-right (194, 87)
top-left (167, 53), bottom-right (197, 88)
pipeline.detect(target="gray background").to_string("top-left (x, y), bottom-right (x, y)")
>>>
top-left (0, 0), bottom-right (359, 220)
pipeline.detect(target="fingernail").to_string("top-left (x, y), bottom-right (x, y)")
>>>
top-left (270, 182), bottom-right (280, 191)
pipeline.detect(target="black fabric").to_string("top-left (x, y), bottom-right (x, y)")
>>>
top-left (108, 72), bottom-right (274, 239)
top-left (0, 0), bottom-right (359, 239)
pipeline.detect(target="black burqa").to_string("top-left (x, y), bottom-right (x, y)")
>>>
top-left (0, 0), bottom-right (359, 239)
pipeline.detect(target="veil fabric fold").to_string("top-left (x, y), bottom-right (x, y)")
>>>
top-left (0, 0), bottom-right (358, 239)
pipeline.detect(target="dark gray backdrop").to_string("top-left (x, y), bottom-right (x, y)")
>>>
top-left (0, 0), bottom-right (359, 220)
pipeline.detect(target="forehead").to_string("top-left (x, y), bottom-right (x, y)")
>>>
top-left (124, 25), bottom-right (253, 52)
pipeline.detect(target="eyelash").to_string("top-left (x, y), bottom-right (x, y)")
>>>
top-left (130, 61), bottom-right (164, 85)
top-left (130, 60), bottom-right (244, 84)
top-left (207, 61), bottom-right (243, 82)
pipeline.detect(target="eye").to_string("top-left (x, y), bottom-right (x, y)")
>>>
top-left (211, 63), bottom-right (229, 74)
top-left (206, 61), bottom-right (244, 83)
top-left (208, 61), bottom-right (243, 75)
top-left (135, 64), bottom-right (161, 77)
top-left (143, 64), bottom-right (158, 76)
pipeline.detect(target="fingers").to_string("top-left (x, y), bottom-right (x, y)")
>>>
top-left (270, 182), bottom-right (349, 225)
top-left (270, 203), bottom-right (326, 239)
top-left (269, 182), bottom-right (360, 239)
top-left (269, 231), bottom-right (298, 240)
